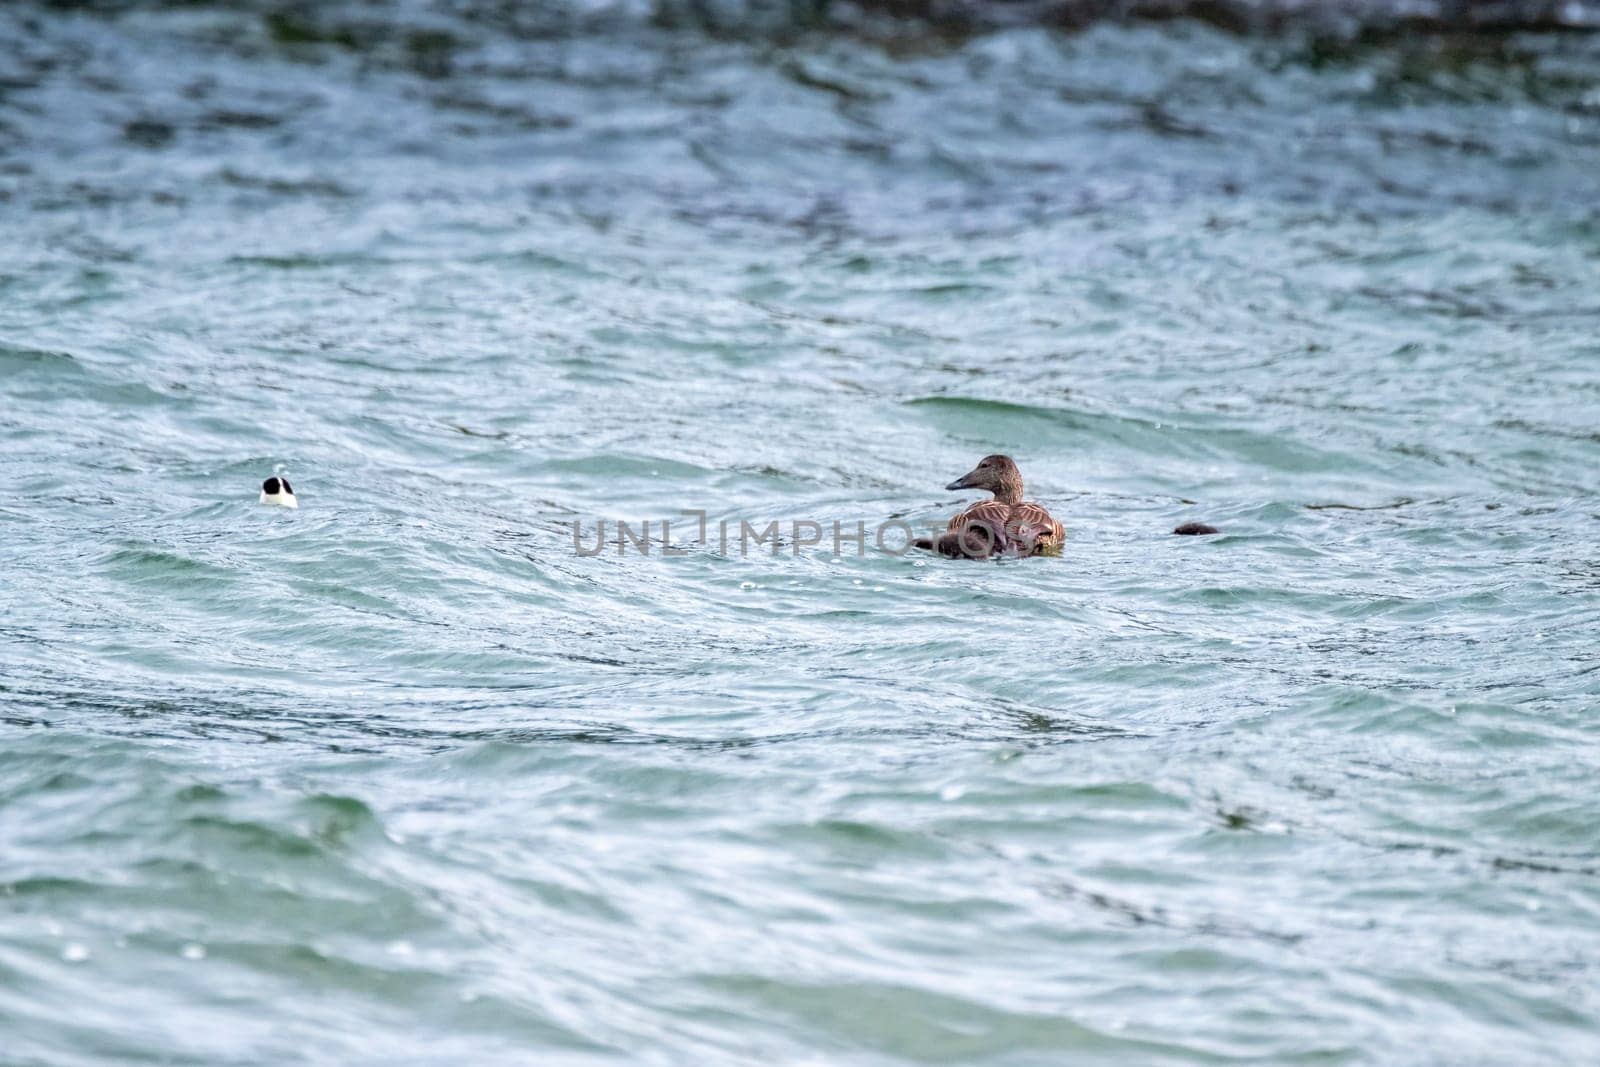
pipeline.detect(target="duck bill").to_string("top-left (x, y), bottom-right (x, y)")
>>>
top-left (945, 469), bottom-right (980, 491)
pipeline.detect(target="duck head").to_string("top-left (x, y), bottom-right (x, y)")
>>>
top-left (945, 454), bottom-right (1024, 505)
top-left (1008, 520), bottom-right (1054, 556)
top-left (259, 476), bottom-right (297, 509)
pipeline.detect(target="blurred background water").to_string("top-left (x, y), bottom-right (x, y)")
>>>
top-left (3, 1), bottom-right (1600, 1063)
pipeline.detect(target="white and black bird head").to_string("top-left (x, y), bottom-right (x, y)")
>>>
top-left (259, 476), bottom-right (297, 509)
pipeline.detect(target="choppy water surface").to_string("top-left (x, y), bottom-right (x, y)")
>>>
top-left (3, 4), bottom-right (1600, 1063)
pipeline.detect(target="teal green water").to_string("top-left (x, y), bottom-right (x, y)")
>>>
top-left (4, 5), bottom-right (1600, 1064)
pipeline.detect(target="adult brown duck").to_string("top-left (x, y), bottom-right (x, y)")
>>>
top-left (917, 454), bottom-right (1064, 557)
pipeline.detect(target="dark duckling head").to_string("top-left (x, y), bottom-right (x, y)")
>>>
top-left (259, 475), bottom-right (298, 508)
top-left (946, 454), bottom-right (1024, 506)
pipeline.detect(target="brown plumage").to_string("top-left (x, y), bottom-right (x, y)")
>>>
top-left (917, 516), bottom-right (1053, 559)
top-left (922, 454), bottom-right (1064, 557)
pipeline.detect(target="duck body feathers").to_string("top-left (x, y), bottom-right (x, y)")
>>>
top-left (918, 514), bottom-right (1049, 559)
top-left (948, 500), bottom-right (1064, 555)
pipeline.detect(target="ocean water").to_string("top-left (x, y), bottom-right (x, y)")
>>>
top-left (3, 4), bottom-right (1600, 1064)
